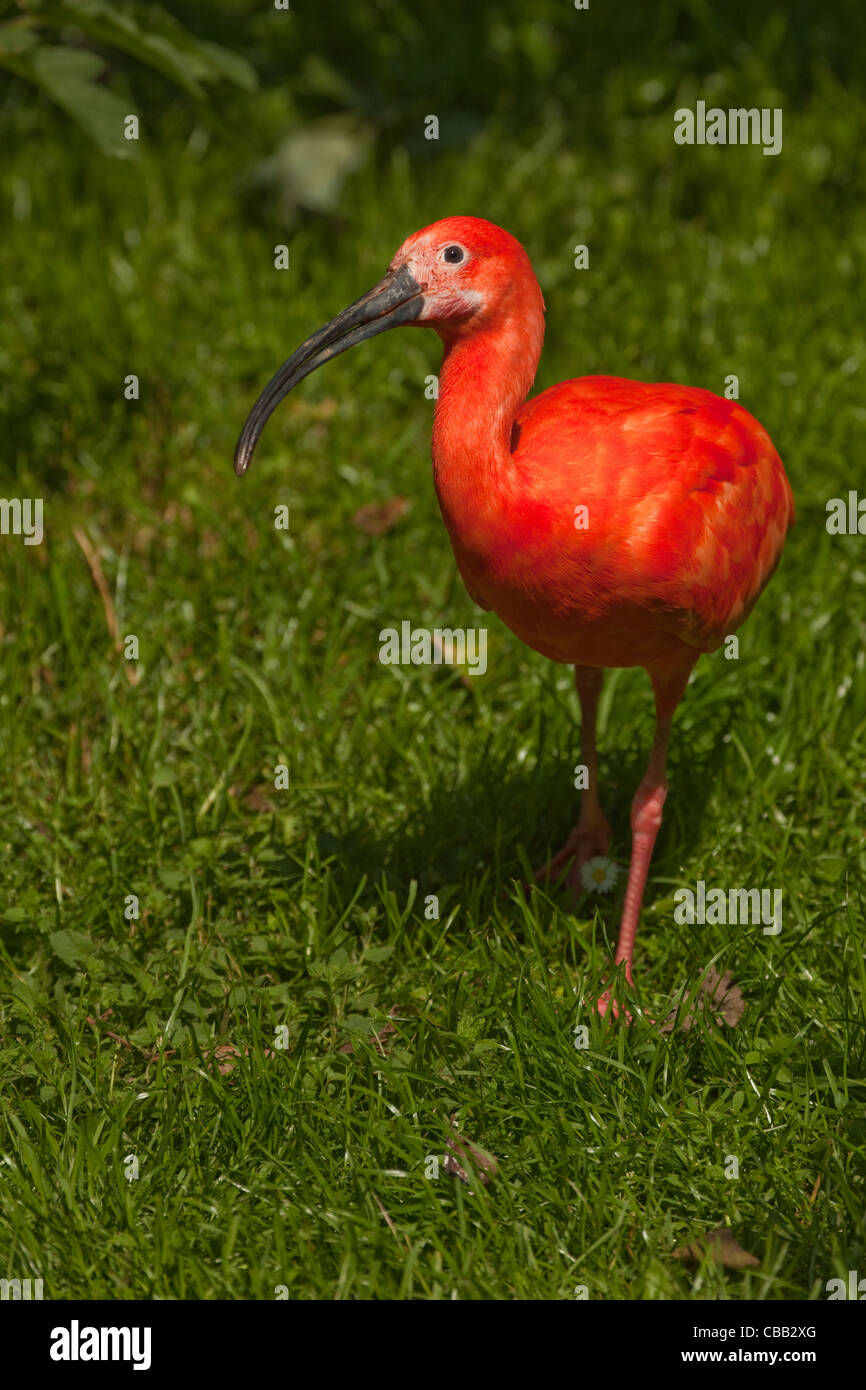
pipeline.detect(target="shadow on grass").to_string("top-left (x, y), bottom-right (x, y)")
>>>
top-left (316, 687), bottom-right (739, 924)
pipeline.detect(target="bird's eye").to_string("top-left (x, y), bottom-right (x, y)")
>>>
top-left (442, 244), bottom-right (465, 264)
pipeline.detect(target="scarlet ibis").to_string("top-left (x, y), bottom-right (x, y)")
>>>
top-left (235, 217), bottom-right (794, 1017)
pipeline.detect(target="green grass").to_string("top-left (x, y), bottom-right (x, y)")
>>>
top-left (1, 6), bottom-right (865, 1300)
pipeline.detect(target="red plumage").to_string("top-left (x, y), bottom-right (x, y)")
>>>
top-left (437, 375), bottom-right (793, 667)
top-left (236, 215), bottom-right (794, 1017)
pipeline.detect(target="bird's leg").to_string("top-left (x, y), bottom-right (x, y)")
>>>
top-left (535, 665), bottom-right (611, 899)
top-left (596, 716), bottom-right (671, 1018)
top-left (597, 653), bottom-right (695, 1019)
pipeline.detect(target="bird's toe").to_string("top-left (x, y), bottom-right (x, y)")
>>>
top-left (534, 818), bottom-right (612, 896)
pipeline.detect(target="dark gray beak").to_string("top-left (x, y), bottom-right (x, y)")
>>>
top-left (234, 263), bottom-right (424, 477)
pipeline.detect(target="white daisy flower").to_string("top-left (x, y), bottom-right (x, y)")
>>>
top-left (580, 856), bottom-right (619, 895)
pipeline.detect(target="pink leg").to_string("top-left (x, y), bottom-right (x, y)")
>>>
top-left (597, 653), bottom-right (696, 1019)
top-left (535, 665), bottom-right (611, 899)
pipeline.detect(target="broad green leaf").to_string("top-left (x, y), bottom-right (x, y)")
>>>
top-left (0, 22), bottom-right (39, 55)
top-left (195, 38), bottom-right (257, 92)
top-left (32, 46), bottom-right (138, 159)
top-left (56, 0), bottom-right (256, 95)
top-left (49, 928), bottom-right (95, 967)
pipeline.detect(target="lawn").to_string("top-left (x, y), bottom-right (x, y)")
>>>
top-left (0, 0), bottom-right (864, 1300)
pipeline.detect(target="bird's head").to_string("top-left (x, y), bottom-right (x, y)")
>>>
top-left (387, 215), bottom-right (536, 331)
top-left (234, 216), bottom-right (538, 476)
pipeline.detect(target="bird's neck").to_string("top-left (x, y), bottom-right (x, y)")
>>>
top-left (431, 288), bottom-right (545, 548)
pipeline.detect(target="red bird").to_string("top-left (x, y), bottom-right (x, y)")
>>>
top-left (235, 217), bottom-right (794, 1017)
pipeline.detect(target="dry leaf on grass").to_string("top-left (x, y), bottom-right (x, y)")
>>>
top-left (352, 497), bottom-right (410, 537)
top-left (372, 1191), bottom-right (409, 1250)
top-left (202, 1044), bottom-right (274, 1076)
top-left (86, 1009), bottom-right (134, 1050)
top-left (443, 1115), bottom-right (499, 1189)
top-left (87, 1011), bottom-right (176, 1063)
top-left (73, 527), bottom-right (140, 686)
top-left (338, 1006), bottom-right (401, 1056)
top-left (672, 1227), bottom-right (759, 1269)
top-left (86, 1013), bottom-right (281, 1079)
top-left (660, 967), bottom-right (746, 1034)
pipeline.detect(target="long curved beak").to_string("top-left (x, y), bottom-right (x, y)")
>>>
top-left (234, 263), bottom-right (424, 477)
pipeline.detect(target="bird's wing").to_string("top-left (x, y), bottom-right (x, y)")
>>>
top-left (511, 377), bottom-right (794, 650)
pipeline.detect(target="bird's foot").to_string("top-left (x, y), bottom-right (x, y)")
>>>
top-left (589, 968), bottom-right (655, 1025)
top-left (534, 812), bottom-right (612, 905)
top-left (593, 985), bottom-right (633, 1024)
